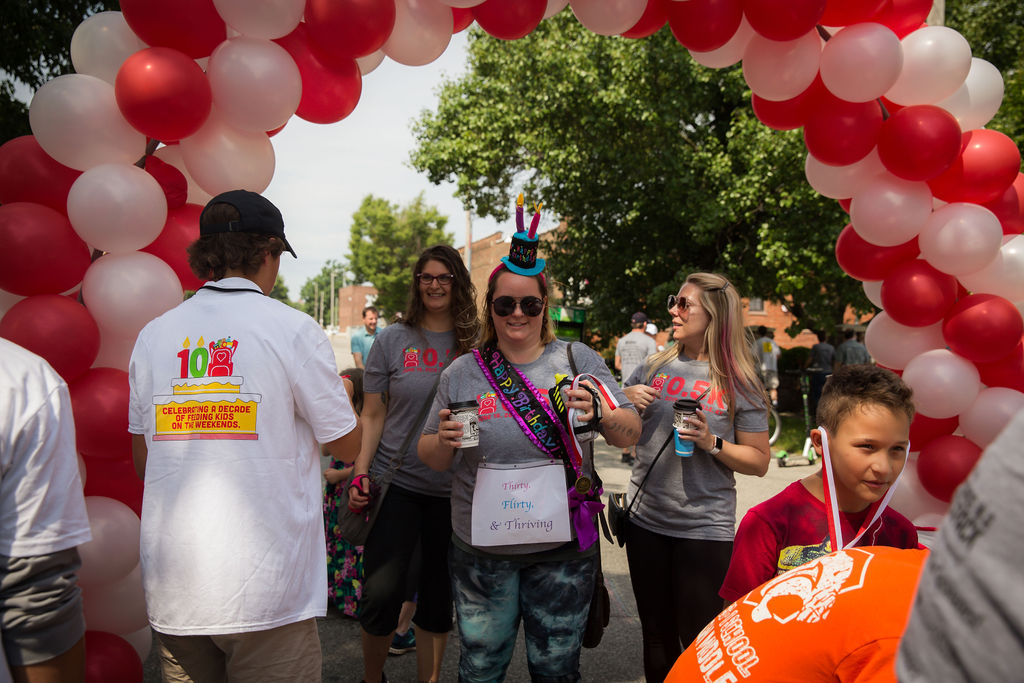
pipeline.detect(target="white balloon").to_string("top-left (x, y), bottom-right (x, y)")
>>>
top-left (742, 29), bottom-right (822, 102)
top-left (804, 148), bottom-right (886, 199)
top-left (902, 348), bottom-right (981, 419)
top-left (28, 74), bottom-right (147, 171)
top-left (820, 22), bottom-right (903, 103)
top-left (689, 17), bottom-right (755, 69)
top-left (70, 11), bottom-right (147, 85)
top-left (918, 202), bottom-right (1002, 276)
top-left (82, 564), bottom-right (148, 635)
top-left (208, 37), bottom-right (302, 133)
top-left (863, 280), bottom-right (883, 309)
top-left (82, 252), bottom-right (183, 339)
top-left (92, 327), bottom-right (138, 372)
top-left (864, 312), bottom-right (945, 370)
top-left (180, 109), bottom-right (276, 196)
top-left (121, 625), bottom-right (154, 664)
top-left (153, 145), bottom-right (213, 206)
top-left (544, 0), bottom-right (570, 19)
top-left (886, 26), bottom-right (972, 106)
top-left (570, 0), bottom-right (647, 36)
top-left (934, 57), bottom-right (1005, 132)
top-left (382, 0), bottom-right (453, 67)
top-left (959, 387), bottom-right (1024, 448)
top-left (850, 174), bottom-right (934, 246)
top-left (357, 50), bottom-right (387, 75)
top-left (67, 163), bottom-right (168, 254)
top-left (77, 496), bottom-right (140, 587)
top-left (959, 235), bottom-right (1024, 301)
top-left (212, 0), bottom-right (304, 40)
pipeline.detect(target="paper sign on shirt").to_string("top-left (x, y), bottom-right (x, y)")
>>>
top-left (471, 461), bottom-right (571, 546)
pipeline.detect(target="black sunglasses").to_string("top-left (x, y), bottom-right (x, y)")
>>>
top-left (417, 273), bottom-right (455, 286)
top-left (491, 295), bottom-right (545, 317)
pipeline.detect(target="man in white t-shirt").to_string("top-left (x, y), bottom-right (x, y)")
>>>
top-left (128, 191), bottom-right (362, 681)
top-left (752, 326), bottom-right (781, 407)
top-left (616, 312), bottom-right (657, 464)
top-left (0, 339), bottom-right (92, 682)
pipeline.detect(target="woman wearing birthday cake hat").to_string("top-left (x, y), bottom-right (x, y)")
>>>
top-left (419, 195), bottom-right (641, 682)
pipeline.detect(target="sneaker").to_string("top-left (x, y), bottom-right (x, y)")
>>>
top-left (388, 630), bottom-right (416, 656)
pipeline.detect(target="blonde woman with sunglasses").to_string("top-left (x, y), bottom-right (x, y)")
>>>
top-left (621, 272), bottom-right (770, 683)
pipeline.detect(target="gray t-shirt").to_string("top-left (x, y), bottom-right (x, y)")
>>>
top-left (835, 339), bottom-right (871, 366)
top-left (423, 340), bottom-right (634, 556)
top-left (897, 409), bottom-right (1024, 682)
top-left (363, 323), bottom-right (456, 495)
top-left (624, 357), bottom-right (768, 541)
top-left (616, 330), bottom-right (657, 385)
top-left (809, 342), bottom-right (835, 372)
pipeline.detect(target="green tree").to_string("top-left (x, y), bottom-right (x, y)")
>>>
top-left (268, 275), bottom-right (290, 304)
top-left (410, 16), bottom-right (861, 341)
top-left (347, 193), bottom-right (453, 316)
top-left (299, 259), bottom-right (346, 322)
top-left (1, 1), bottom-right (118, 143)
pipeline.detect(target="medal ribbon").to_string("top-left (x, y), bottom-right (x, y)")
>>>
top-left (819, 426), bottom-right (908, 551)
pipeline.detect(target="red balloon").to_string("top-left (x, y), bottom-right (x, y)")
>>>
top-left (84, 630), bottom-right (143, 683)
top-left (69, 368), bottom-right (130, 459)
top-left (142, 203), bottom-right (205, 292)
top-left (0, 295), bottom-right (100, 382)
top-left (666, 0), bottom-right (743, 52)
top-left (916, 434), bottom-right (982, 503)
top-left (305, 0), bottom-right (396, 64)
top-left (473, 0), bottom-right (546, 41)
top-left (752, 76), bottom-right (828, 131)
top-left (838, 197), bottom-right (852, 213)
top-left (872, 0), bottom-right (933, 38)
top-left (821, 0), bottom-right (888, 26)
top-left (929, 129), bottom-right (1022, 204)
top-left (803, 96), bottom-right (884, 167)
top-left (982, 172), bottom-right (1024, 235)
top-left (83, 456), bottom-right (144, 516)
top-left (453, 7), bottom-right (475, 33)
top-left (835, 223), bottom-right (919, 281)
top-left (975, 339), bottom-right (1024, 392)
top-left (0, 203), bottom-right (92, 296)
top-left (143, 155), bottom-right (188, 210)
top-left (275, 24), bottom-right (363, 125)
top-left (908, 413), bottom-right (959, 450)
top-left (622, 0), bottom-right (669, 39)
top-left (877, 105), bottom-right (962, 182)
top-left (744, 0), bottom-right (826, 42)
top-left (120, 0), bottom-right (226, 59)
top-left (0, 136), bottom-right (82, 213)
top-left (115, 47), bottom-right (212, 143)
top-left (880, 260), bottom-right (959, 327)
top-left (942, 294), bottom-right (1024, 363)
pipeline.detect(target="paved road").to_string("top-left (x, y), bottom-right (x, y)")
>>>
top-left (141, 331), bottom-right (810, 681)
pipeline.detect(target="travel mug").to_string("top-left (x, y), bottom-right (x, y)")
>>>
top-left (673, 398), bottom-right (700, 457)
top-left (449, 400), bottom-right (480, 447)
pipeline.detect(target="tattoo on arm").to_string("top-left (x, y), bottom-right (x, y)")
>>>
top-left (601, 421), bottom-right (639, 439)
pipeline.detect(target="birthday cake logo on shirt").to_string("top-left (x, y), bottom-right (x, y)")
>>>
top-left (401, 346), bottom-right (453, 373)
top-left (151, 336), bottom-right (262, 441)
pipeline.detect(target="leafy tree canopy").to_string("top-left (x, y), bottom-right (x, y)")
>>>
top-left (299, 259), bottom-right (346, 322)
top-left (268, 275), bottom-right (291, 304)
top-left (347, 193), bottom-right (453, 317)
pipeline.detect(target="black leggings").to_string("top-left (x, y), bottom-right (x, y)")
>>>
top-left (625, 524), bottom-right (733, 683)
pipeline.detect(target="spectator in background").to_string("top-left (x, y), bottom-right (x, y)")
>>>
top-left (617, 312), bottom-right (658, 464)
top-left (0, 339), bottom-right (92, 683)
top-left (645, 322), bottom-right (665, 351)
top-left (833, 328), bottom-right (872, 370)
top-left (806, 330), bottom-right (835, 420)
top-left (351, 306), bottom-right (379, 370)
top-left (752, 326), bottom-right (781, 407)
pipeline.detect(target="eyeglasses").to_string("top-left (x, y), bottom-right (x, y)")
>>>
top-left (417, 273), bottom-right (455, 286)
top-left (491, 295), bottom-right (545, 317)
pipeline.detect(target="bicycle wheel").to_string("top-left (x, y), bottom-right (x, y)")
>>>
top-left (767, 406), bottom-right (782, 447)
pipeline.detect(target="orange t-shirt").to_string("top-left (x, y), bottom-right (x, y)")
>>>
top-left (666, 546), bottom-right (927, 683)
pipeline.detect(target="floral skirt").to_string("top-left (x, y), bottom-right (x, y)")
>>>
top-left (324, 464), bottom-right (364, 618)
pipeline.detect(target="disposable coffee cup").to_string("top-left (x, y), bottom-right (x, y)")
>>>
top-left (672, 398), bottom-right (700, 457)
top-left (449, 400), bottom-right (480, 448)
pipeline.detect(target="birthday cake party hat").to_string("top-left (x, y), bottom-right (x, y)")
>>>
top-left (500, 193), bottom-right (545, 276)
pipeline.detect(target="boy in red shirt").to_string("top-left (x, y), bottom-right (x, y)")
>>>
top-left (719, 365), bottom-right (918, 603)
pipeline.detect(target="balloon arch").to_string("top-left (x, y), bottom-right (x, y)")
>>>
top-left (1, 0), bottom-right (1023, 677)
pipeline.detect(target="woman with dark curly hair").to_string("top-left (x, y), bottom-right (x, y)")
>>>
top-left (349, 244), bottom-right (478, 683)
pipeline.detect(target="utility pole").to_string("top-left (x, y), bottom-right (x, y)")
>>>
top-left (330, 269), bottom-right (336, 331)
top-left (464, 209), bottom-right (472, 272)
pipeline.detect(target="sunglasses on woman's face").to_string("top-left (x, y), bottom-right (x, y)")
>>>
top-left (417, 273), bottom-right (455, 286)
top-left (491, 295), bottom-right (545, 317)
top-left (667, 294), bottom-right (697, 314)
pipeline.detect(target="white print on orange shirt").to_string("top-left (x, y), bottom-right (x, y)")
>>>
top-left (744, 548), bottom-right (873, 625)
top-left (692, 603), bottom-right (760, 682)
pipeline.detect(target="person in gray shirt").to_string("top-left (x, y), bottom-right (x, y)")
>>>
top-left (616, 312), bottom-right (657, 464)
top-left (833, 329), bottom-right (872, 370)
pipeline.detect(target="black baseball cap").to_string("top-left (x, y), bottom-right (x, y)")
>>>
top-left (200, 190), bottom-right (297, 257)
top-left (631, 311), bottom-right (648, 325)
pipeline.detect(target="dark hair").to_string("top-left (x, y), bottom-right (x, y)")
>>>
top-left (188, 203), bottom-right (284, 281)
top-left (479, 266), bottom-right (556, 348)
top-left (816, 365), bottom-right (915, 435)
top-left (844, 329), bottom-right (856, 340)
top-left (816, 330), bottom-right (828, 342)
top-left (757, 325), bottom-right (768, 336)
top-left (338, 367), bottom-right (364, 415)
top-left (362, 306), bottom-right (378, 318)
top-left (403, 245), bottom-right (478, 356)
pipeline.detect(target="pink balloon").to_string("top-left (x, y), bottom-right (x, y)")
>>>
top-left (67, 163), bottom-right (169, 254)
top-left (70, 11), bottom-right (148, 85)
top-left (82, 564), bottom-right (149, 635)
top-left (382, 0), bottom-right (454, 67)
top-left (208, 37), bottom-right (302, 133)
top-left (153, 145), bottom-right (214, 207)
top-left (744, 0), bottom-right (825, 42)
top-left (958, 234), bottom-right (1024, 302)
top-left (77, 496), bottom-right (140, 586)
top-left (885, 26), bottom-right (972, 106)
top-left (959, 387), bottom-right (1024, 449)
top-left (918, 202), bottom-right (1002, 276)
top-left (804, 147), bottom-right (886, 199)
top-left (902, 348), bottom-right (981, 419)
top-left (742, 29), bottom-right (821, 102)
top-left (305, 0), bottom-right (397, 61)
top-left (180, 111), bottom-right (276, 196)
top-left (820, 23), bottom-right (903, 103)
top-left (81, 252), bottom-right (183, 339)
top-left (864, 312), bottom-right (945, 370)
top-left (212, 0), bottom-right (304, 40)
top-left (571, 0), bottom-right (647, 36)
top-left (849, 174), bottom-right (933, 246)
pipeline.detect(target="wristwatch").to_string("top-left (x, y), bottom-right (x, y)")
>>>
top-left (708, 435), bottom-right (723, 455)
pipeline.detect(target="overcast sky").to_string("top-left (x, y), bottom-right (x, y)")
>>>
top-left (264, 30), bottom-right (507, 295)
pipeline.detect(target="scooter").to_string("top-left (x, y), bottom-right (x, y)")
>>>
top-left (775, 369), bottom-right (819, 467)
